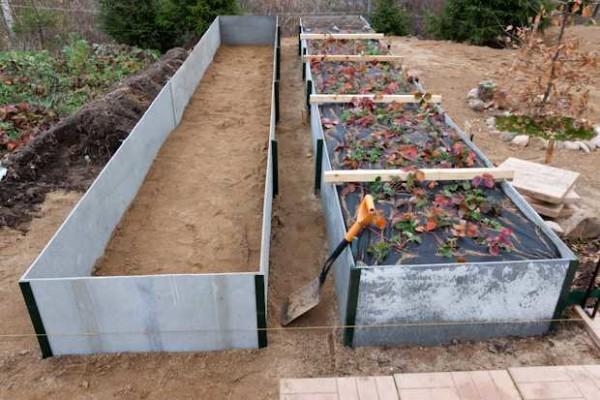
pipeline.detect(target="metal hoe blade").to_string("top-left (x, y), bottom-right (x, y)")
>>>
top-left (280, 277), bottom-right (321, 326)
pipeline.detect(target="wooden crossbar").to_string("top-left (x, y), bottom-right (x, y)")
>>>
top-left (323, 168), bottom-right (515, 183)
top-left (300, 33), bottom-right (385, 40)
top-left (310, 94), bottom-right (442, 104)
top-left (303, 54), bottom-right (403, 62)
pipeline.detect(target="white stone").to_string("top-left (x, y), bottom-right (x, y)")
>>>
top-left (586, 133), bottom-right (600, 150)
top-left (544, 220), bottom-right (564, 234)
top-left (467, 88), bottom-right (479, 100)
top-left (562, 141), bottom-right (580, 151)
top-left (500, 131), bottom-right (517, 142)
top-left (594, 125), bottom-right (600, 136)
top-left (511, 135), bottom-right (529, 147)
top-left (468, 98), bottom-right (485, 112)
top-left (575, 141), bottom-right (591, 153)
top-left (486, 117), bottom-right (496, 128)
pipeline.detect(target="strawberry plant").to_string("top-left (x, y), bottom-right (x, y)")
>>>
top-left (312, 60), bottom-right (414, 95)
top-left (308, 39), bottom-right (389, 56)
top-left (367, 237), bottom-right (392, 264)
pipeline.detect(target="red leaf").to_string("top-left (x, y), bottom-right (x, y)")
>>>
top-left (424, 218), bottom-right (438, 232)
top-left (434, 194), bottom-right (451, 207)
top-left (398, 145), bottom-right (418, 161)
top-left (482, 173), bottom-right (495, 189)
top-left (383, 81), bottom-right (400, 94)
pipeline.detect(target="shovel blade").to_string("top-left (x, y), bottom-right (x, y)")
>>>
top-left (280, 278), bottom-right (321, 326)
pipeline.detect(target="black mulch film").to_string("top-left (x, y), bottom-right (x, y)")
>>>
top-left (307, 39), bottom-right (389, 56)
top-left (319, 102), bottom-right (560, 266)
top-left (302, 21), bottom-right (560, 267)
top-left (311, 61), bottom-right (416, 95)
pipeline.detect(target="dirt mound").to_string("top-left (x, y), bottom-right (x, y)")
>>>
top-left (0, 48), bottom-right (188, 229)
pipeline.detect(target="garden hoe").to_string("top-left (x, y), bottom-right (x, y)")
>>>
top-left (281, 194), bottom-right (385, 326)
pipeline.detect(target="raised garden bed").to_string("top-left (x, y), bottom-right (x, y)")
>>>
top-left (19, 16), bottom-right (279, 357)
top-left (301, 17), bottom-right (577, 347)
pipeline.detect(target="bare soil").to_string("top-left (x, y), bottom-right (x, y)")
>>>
top-left (94, 46), bottom-right (272, 276)
top-left (1, 35), bottom-right (600, 400)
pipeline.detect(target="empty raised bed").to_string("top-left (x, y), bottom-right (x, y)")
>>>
top-left (19, 16), bottom-right (279, 357)
top-left (301, 17), bottom-right (577, 347)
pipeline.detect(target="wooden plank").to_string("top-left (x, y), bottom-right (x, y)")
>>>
top-left (374, 376), bottom-right (400, 400)
top-left (300, 33), bottom-right (385, 40)
top-left (280, 378), bottom-right (338, 394)
top-left (564, 188), bottom-right (581, 205)
top-left (323, 168), bottom-right (514, 183)
top-left (310, 94), bottom-right (442, 104)
top-left (522, 195), bottom-right (564, 219)
top-left (336, 377), bottom-right (360, 400)
top-left (575, 306), bottom-right (600, 350)
top-left (499, 157), bottom-right (579, 204)
top-left (304, 54), bottom-right (403, 62)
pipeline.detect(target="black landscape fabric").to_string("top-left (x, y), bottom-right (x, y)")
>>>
top-left (319, 102), bottom-right (560, 266)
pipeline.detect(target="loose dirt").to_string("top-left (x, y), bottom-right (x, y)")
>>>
top-left (94, 46), bottom-right (272, 276)
top-left (1, 36), bottom-right (600, 400)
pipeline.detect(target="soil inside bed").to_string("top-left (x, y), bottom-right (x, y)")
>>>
top-left (93, 45), bottom-right (272, 276)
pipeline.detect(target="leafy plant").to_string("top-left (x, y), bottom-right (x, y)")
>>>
top-left (438, 237), bottom-right (459, 258)
top-left (100, 0), bottom-right (240, 52)
top-left (367, 238), bottom-right (392, 264)
top-left (426, 0), bottom-right (549, 47)
top-left (370, 0), bottom-right (410, 36)
top-left (0, 40), bottom-right (157, 154)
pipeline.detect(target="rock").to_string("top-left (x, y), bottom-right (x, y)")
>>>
top-left (477, 80), bottom-right (496, 102)
top-left (562, 208), bottom-right (600, 239)
top-left (306, 152), bottom-right (312, 158)
top-left (563, 141), bottom-right (580, 151)
top-left (500, 131), bottom-right (517, 142)
top-left (585, 132), bottom-right (600, 150)
top-left (467, 88), bottom-right (479, 100)
top-left (511, 135), bottom-right (529, 147)
top-left (486, 117), bottom-right (496, 128)
top-left (468, 98), bottom-right (485, 112)
top-left (544, 220), bottom-right (564, 234)
top-left (575, 141), bottom-right (591, 153)
top-left (81, 380), bottom-right (89, 389)
top-left (595, 125), bottom-right (600, 136)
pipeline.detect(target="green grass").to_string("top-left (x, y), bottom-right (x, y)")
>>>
top-left (496, 114), bottom-right (595, 142)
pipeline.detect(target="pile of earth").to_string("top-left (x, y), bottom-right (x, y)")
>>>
top-left (0, 48), bottom-right (188, 229)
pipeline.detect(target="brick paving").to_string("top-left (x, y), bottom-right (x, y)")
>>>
top-left (280, 365), bottom-right (600, 399)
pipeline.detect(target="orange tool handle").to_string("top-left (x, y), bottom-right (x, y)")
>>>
top-left (344, 195), bottom-right (380, 242)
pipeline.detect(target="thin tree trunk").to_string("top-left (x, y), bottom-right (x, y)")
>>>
top-left (540, 7), bottom-right (569, 107)
top-left (545, 139), bottom-right (556, 164)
